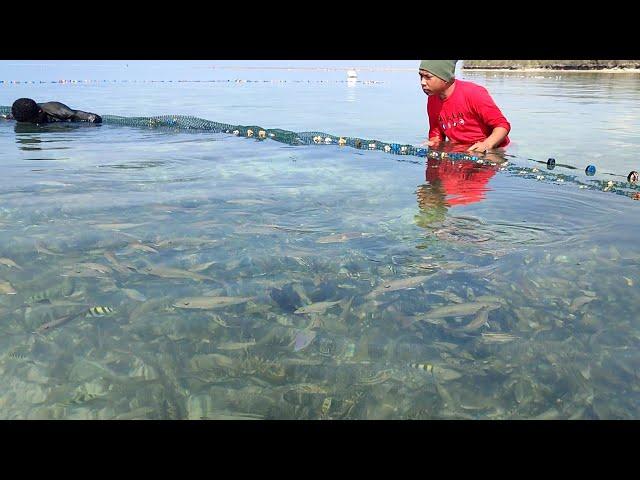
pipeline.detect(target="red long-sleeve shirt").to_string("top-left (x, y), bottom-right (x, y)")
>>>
top-left (427, 79), bottom-right (511, 148)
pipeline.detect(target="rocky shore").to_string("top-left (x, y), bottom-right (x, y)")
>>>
top-left (462, 60), bottom-right (640, 71)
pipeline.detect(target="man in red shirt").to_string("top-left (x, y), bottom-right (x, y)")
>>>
top-left (419, 60), bottom-right (511, 153)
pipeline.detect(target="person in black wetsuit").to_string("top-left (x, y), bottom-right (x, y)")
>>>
top-left (5, 98), bottom-right (102, 124)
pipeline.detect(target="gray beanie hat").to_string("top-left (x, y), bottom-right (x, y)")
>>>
top-left (419, 60), bottom-right (458, 82)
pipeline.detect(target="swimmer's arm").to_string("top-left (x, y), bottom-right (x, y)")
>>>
top-left (39, 102), bottom-right (102, 123)
top-left (70, 110), bottom-right (102, 123)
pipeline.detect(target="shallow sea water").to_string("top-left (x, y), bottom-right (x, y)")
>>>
top-left (0, 66), bottom-right (639, 419)
top-left (0, 119), bottom-right (638, 420)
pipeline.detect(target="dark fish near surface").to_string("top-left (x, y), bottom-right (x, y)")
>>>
top-left (35, 305), bottom-right (115, 333)
top-left (35, 314), bottom-right (75, 333)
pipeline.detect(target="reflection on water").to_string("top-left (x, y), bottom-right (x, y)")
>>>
top-left (426, 158), bottom-right (497, 206)
top-left (0, 122), bottom-right (638, 419)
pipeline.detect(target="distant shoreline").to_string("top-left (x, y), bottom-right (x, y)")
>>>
top-left (463, 68), bottom-right (640, 73)
top-left (208, 65), bottom-right (640, 74)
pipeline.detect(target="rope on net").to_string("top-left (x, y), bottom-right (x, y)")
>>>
top-left (1, 105), bottom-right (639, 200)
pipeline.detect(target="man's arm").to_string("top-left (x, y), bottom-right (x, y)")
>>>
top-left (468, 127), bottom-right (509, 152)
top-left (467, 86), bottom-right (510, 152)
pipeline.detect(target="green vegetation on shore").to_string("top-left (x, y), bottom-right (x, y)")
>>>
top-left (463, 60), bottom-right (640, 70)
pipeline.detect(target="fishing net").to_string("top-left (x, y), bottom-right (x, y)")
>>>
top-left (1, 105), bottom-right (639, 200)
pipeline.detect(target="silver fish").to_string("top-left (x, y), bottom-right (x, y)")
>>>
top-left (122, 288), bottom-right (147, 302)
top-left (316, 232), bottom-right (371, 244)
top-left (357, 369), bottom-right (394, 385)
top-left (294, 300), bottom-right (342, 315)
top-left (365, 275), bottom-right (431, 298)
top-left (103, 252), bottom-right (135, 274)
top-left (433, 365), bottom-right (463, 382)
top-left (127, 242), bottom-right (159, 254)
top-left (480, 332), bottom-right (518, 343)
top-left (217, 340), bottom-right (257, 351)
top-left (189, 261), bottom-right (217, 272)
top-left (339, 296), bottom-right (355, 322)
top-left (78, 262), bottom-right (113, 273)
top-left (35, 241), bottom-right (62, 256)
top-left (569, 296), bottom-right (595, 311)
top-left (172, 296), bottom-right (252, 310)
top-left (94, 222), bottom-right (148, 230)
top-left (424, 302), bottom-right (498, 319)
top-left (455, 305), bottom-right (496, 332)
top-left (141, 265), bottom-right (213, 282)
top-left (0, 280), bottom-right (17, 295)
top-left (226, 199), bottom-right (272, 206)
top-left (155, 237), bottom-right (218, 249)
top-left (0, 257), bottom-right (23, 270)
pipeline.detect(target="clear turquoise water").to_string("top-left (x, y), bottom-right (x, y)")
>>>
top-left (0, 68), bottom-right (639, 419)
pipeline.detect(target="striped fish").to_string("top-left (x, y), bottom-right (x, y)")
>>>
top-left (86, 306), bottom-right (115, 317)
top-left (409, 363), bottom-right (434, 373)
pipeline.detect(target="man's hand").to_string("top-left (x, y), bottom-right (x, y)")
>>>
top-left (421, 137), bottom-right (442, 148)
top-left (468, 128), bottom-right (509, 153)
top-left (468, 140), bottom-right (494, 153)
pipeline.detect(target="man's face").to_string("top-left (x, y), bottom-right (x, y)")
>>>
top-left (419, 69), bottom-right (448, 96)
